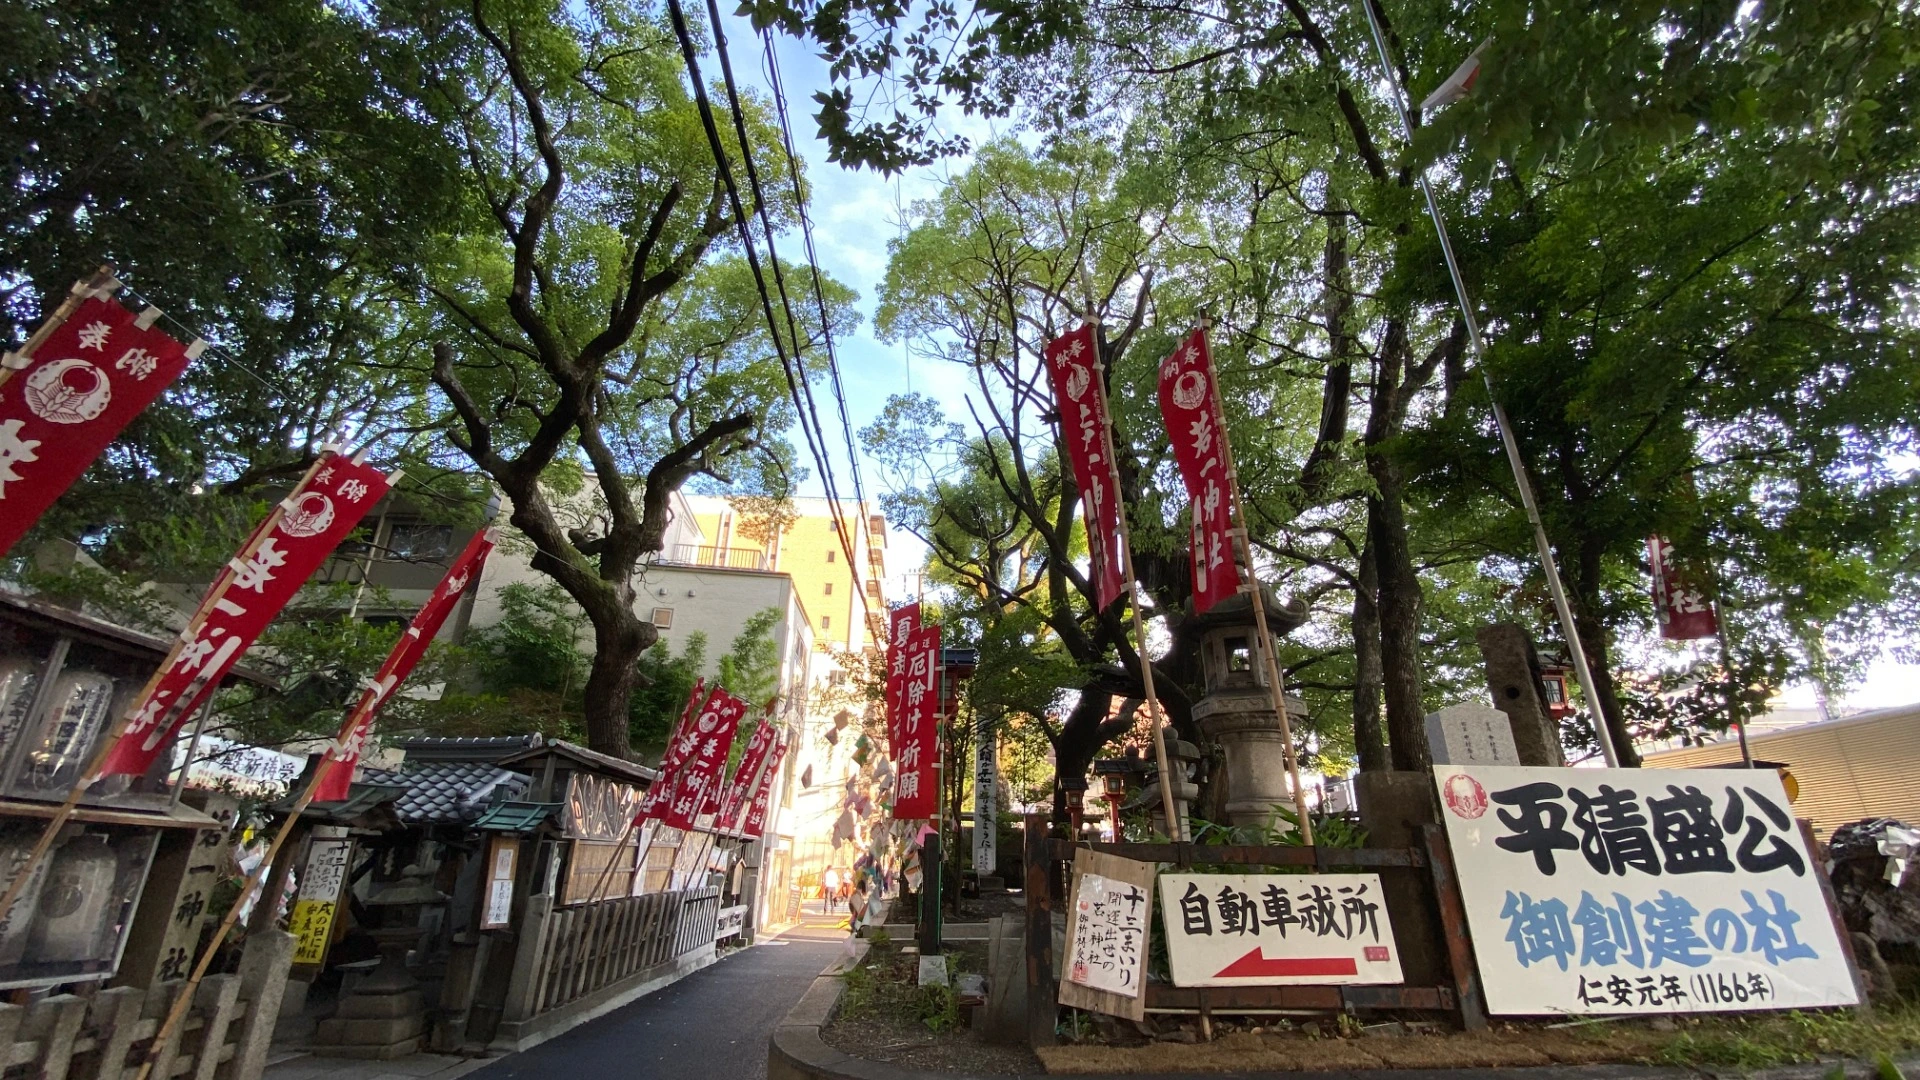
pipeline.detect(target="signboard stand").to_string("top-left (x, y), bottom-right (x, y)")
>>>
top-left (1800, 819), bottom-right (1871, 1016)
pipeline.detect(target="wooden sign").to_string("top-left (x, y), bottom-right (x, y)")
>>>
top-left (1058, 848), bottom-right (1154, 1021)
top-left (481, 836), bottom-right (518, 930)
top-left (290, 833), bottom-right (352, 966)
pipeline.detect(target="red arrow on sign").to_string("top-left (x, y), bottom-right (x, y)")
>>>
top-left (1214, 948), bottom-right (1358, 979)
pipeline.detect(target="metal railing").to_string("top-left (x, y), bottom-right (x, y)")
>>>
top-left (667, 545), bottom-right (768, 571)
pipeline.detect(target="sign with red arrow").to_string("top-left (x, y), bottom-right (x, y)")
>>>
top-left (1157, 872), bottom-right (1405, 987)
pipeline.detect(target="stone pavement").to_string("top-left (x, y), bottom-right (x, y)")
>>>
top-left (264, 915), bottom-right (851, 1080)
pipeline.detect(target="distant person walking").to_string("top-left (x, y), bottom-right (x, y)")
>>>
top-left (822, 867), bottom-right (841, 912)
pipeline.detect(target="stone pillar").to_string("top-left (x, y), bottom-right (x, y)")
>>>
top-left (1353, 772), bottom-right (1445, 987)
top-left (1476, 622), bottom-right (1565, 766)
top-left (1187, 586), bottom-right (1309, 830)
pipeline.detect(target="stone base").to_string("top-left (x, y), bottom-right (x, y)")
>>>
top-left (1353, 770), bottom-right (1445, 987)
top-left (308, 1035), bottom-right (423, 1060)
top-left (314, 1009), bottom-right (426, 1048)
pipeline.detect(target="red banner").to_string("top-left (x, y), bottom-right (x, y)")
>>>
top-left (885, 602), bottom-right (921, 760)
top-left (312, 528), bottom-right (494, 802)
top-left (0, 294), bottom-right (199, 556)
top-left (717, 704), bottom-right (780, 831)
top-left (638, 679), bottom-right (710, 822)
top-left (1158, 327), bottom-right (1241, 614)
top-left (892, 623), bottom-right (941, 819)
top-left (660, 688), bottom-right (749, 831)
top-left (1042, 326), bottom-right (1125, 608)
top-left (1648, 535), bottom-right (1720, 640)
top-left (100, 450), bottom-right (394, 778)
top-left (741, 735), bottom-right (789, 839)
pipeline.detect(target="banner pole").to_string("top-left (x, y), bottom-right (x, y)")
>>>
top-left (0, 266), bottom-right (119, 391)
top-left (1356, 0), bottom-right (1621, 766)
top-left (1199, 316), bottom-right (1315, 846)
top-left (1084, 330), bottom-right (1184, 842)
top-left (0, 453), bottom-right (329, 928)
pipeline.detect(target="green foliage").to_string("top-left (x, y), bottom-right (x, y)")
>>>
top-left (629, 633), bottom-right (709, 756)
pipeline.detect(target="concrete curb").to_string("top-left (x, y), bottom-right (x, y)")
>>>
top-left (765, 954), bottom-right (1920, 1080)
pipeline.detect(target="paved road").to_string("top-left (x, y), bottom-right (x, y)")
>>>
top-left (468, 918), bottom-right (848, 1080)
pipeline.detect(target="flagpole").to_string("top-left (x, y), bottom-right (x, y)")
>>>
top-left (1357, 0), bottom-right (1622, 767)
top-left (1200, 315), bottom-right (1316, 845)
top-left (1085, 331), bottom-right (1186, 843)
top-left (0, 266), bottom-right (119, 390)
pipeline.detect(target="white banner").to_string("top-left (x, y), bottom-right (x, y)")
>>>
top-left (973, 712), bottom-right (997, 873)
top-left (1158, 872), bottom-right (1404, 987)
top-left (1434, 765), bottom-right (1857, 1016)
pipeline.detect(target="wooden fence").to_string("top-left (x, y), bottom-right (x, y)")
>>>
top-left (0, 929), bottom-right (292, 1080)
top-left (509, 886), bottom-right (721, 1021)
top-left (1022, 812), bottom-right (1484, 1046)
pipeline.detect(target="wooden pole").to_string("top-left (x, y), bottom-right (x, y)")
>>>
top-left (0, 454), bottom-right (330, 928)
top-left (0, 266), bottom-right (119, 391)
top-left (1085, 329), bottom-right (1185, 843)
top-left (1200, 315), bottom-right (1315, 845)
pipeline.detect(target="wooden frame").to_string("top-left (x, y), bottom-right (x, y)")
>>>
top-left (1023, 812), bottom-right (1486, 1047)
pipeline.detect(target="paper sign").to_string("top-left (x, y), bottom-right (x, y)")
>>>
top-left (1434, 764), bottom-right (1857, 1015)
top-left (291, 837), bottom-right (352, 965)
top-left (1158, 872), bottom-right (1403, 986)
top-left (1066, 871), bottom-right (1150, 997)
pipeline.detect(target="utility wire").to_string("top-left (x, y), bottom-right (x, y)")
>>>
top-left (667, 0), bottom-right (874, 643)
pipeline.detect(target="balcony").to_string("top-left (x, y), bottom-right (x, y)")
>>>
top-left (666, 544), bottom-right (768, 571)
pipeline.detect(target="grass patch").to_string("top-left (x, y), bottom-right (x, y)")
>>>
top-left (836, 937), bottom-right (970, 1033)
top-left (1636, 1005), bottom-right (1920, 1071)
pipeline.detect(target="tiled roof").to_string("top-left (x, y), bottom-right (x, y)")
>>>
top-left (473, 801), bottom-right (559, 833)
top-left (394, 734), bottom-right (545, 762)
top-left (493, 740), bottom-right (657, 787)
top-left (360, 761), bottom-right (531, 825)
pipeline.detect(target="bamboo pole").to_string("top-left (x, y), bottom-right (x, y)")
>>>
top-left (0, 453), bottom-right (332, 929)
top-left (0, 266), bottom-right (120, 391)
top-left (1201, 315), bottom-right (1315, 845)
top-left (1084, 327), bottom-right (1185, 842)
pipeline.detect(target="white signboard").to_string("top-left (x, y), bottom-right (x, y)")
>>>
top-left (1158, 872), bottom-right (1403, 986)
top-left (714, 904), bottom-right (747, 942)
top-left (1435, 765), bottom-right (1857, 1016)
top-left (1065, 871), bottom-right (1149, 997)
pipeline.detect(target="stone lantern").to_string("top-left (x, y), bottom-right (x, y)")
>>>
top-left (314, 861), bottom-right (448, 1059)
top-left (1189, 584), bottom-right (1309, 830)
top-left (1136, 728), bottom-right (1201, 841)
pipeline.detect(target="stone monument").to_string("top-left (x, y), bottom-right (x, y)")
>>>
top-left (1188, 584), bottom-right (1309, 829)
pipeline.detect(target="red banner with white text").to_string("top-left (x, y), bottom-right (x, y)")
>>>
top-left (885, 602), bottom-right (920, 760)
top-left (741, 735), bottom-right (789, 839)
top-left (718, 704), bottom-right (780, 831)
top-left (0, 294), bottom-right (200, 556)
top-left (638, 679), bottom-right (710, 822)
top-left (1042, 326), bottom-right (1126, 608)
top-left (1158, 327), bottom-right (1241, 614)
top-left (100, 450), bottom-right (394, 778)
top-left (1648, 535), bottom-right (1720, 640)
top-left (312, 528), bottom-right (494, 802)
top-left (892, 624), bottom-right (941, 820)
top-left (660, 688), bottom-right (748, 831)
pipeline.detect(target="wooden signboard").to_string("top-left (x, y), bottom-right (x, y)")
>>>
top-left (1058, 847), bottom-right (1154, 1021)
top-left (290, 832), bottom-right (353, 966)
top-left (481, 836), bottom-right (518, 930)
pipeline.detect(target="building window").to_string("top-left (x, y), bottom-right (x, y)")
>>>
top-left (823, 582), bottom-right (833, 595)
top-left (821, 615), bottom-right (831, 629)
top-left (826, 549), bottom-right (835, 563)
top-left (652, 607), bottom-right (675, 629)
top-left (386, 521), bottom-right (453, 561)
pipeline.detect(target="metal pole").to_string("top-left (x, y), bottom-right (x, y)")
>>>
top-left (1357, 0), bottom-right (1621, 766)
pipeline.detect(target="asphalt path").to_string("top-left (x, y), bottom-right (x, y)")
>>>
top-left (468, 917), bottom-right (849, 1080)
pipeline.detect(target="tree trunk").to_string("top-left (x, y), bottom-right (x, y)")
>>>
top-left (1367, 476), bottom-right (1430, 774)
top-left (1352, 538), bottom-right (1388, 772)
top-left (1574, 543), bottom-right (1641, 766)
top-left (580, 599), bottom-right (654, 761)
